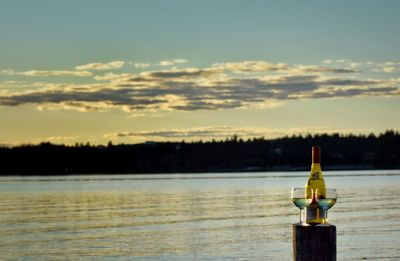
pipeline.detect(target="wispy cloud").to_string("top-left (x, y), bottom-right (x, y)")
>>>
top-left (290, 65), bottom-right (357, 74)
top-left (212, 61), bottom-right (357, 74)
top-left (212, 61), bottom-right (289, 72)
top-left (34, 136), bottom-right (80, 143)
top-left (142, 67), bottom-right (221, 79)
top-left (75, 61), bottom-right (125, 70)
top-left (94, 72), bottom-right (135, 82)
top-left (159, 59), bottom-right (188, 66)
top-left (1, 69), bottom-right (93, 77)
top-left (323, 59), bottom-right (400, 73)
top-left (105, 126), bottom-right (375, 141)
top-left (133, 63), bottom-right (151, 68)
top-left (382, 66), bottom-right (397, 73)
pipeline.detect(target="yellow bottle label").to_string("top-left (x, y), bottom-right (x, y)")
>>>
top-left (306, 163), bottom-right (326, 197)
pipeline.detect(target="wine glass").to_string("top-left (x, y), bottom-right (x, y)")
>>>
top-left (316, 188), bottom-right (337, 226)
top-left (291, 187), bottom-right (313, 226)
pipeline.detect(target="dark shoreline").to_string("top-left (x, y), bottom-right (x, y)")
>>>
top-left (1, 130), bottom-right (399, 175)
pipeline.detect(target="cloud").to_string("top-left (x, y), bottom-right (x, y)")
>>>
top-left (291, 65), bottom-right (357, 74)
top-left (1, 69), bottom-right (92, 77)
top-left (212, 61), bottom-right (357, 74)
top-left (105, 126), bottom-right (375, 141)
top-left (333, 59), bottom-right (353, 64)
top-left (322, 59), bottom-right (400, 73)
top-left (109, 126), bottom-right (253, 139)
top-left (142, 67), bottom-right (221, 79)
top-left (133, 63), bottom-right (150, 68)
top-left (1, 60), bottom-right (399, 112)
top-left (1, 73), bottom-right (397, 112)
top-left (35, 136), bottom-right (80, 143)
top-left (309, 87), bottom-right (398, 99)
top-left (382, 67), bottom-right (397, 73)
top-left (75, 61), bottom-right (125, 70)
top-left (94, 72), bottom-right (135, 82)
top-left (159, 59), bottom-right (188, 66)
top-left (316, 77), bottom-right (383, 86)
top-left (0, 85), bottom-right (166, 112)
top-left (213, 61), bottom-right (289, 72)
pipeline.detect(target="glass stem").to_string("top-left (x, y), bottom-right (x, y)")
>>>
top-left (300, 209), bottom-right (305, 223)
top-left (323, 209), bottom-right (328, 223)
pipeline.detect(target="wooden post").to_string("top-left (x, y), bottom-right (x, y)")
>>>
top-left (292, 224), bottom-right (336, 261)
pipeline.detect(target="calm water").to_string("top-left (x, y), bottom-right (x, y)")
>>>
top-left (0, 170), bottom-right (399, 260)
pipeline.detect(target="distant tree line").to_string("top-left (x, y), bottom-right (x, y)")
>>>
top-left (0, 130), bottom-right (399, 175)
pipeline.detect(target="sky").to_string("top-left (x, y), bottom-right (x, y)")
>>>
top-left (1, 0), bottom-right (400, 145)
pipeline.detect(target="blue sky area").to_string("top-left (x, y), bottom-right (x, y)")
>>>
top-left (1, 1), bottom-right (399, 144)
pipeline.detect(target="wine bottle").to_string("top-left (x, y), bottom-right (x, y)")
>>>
top-left (305, 146), bottom-right (327, 224)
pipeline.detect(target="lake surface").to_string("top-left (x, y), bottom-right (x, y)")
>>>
top-left (0, 170), bottom-right (399, 260)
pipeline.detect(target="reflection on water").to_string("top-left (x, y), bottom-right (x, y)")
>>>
top-left (0, 170), bottom-right (399, 260)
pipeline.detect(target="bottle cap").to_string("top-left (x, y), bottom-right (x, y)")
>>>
top-left (312, 146), bottom-right (320, 163)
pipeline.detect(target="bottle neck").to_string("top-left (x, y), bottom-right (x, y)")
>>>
top-left (312, 146), bottom-right (320, 164)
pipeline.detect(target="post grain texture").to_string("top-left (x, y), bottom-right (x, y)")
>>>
top-left (292, 224), bottom-right (336, 261)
